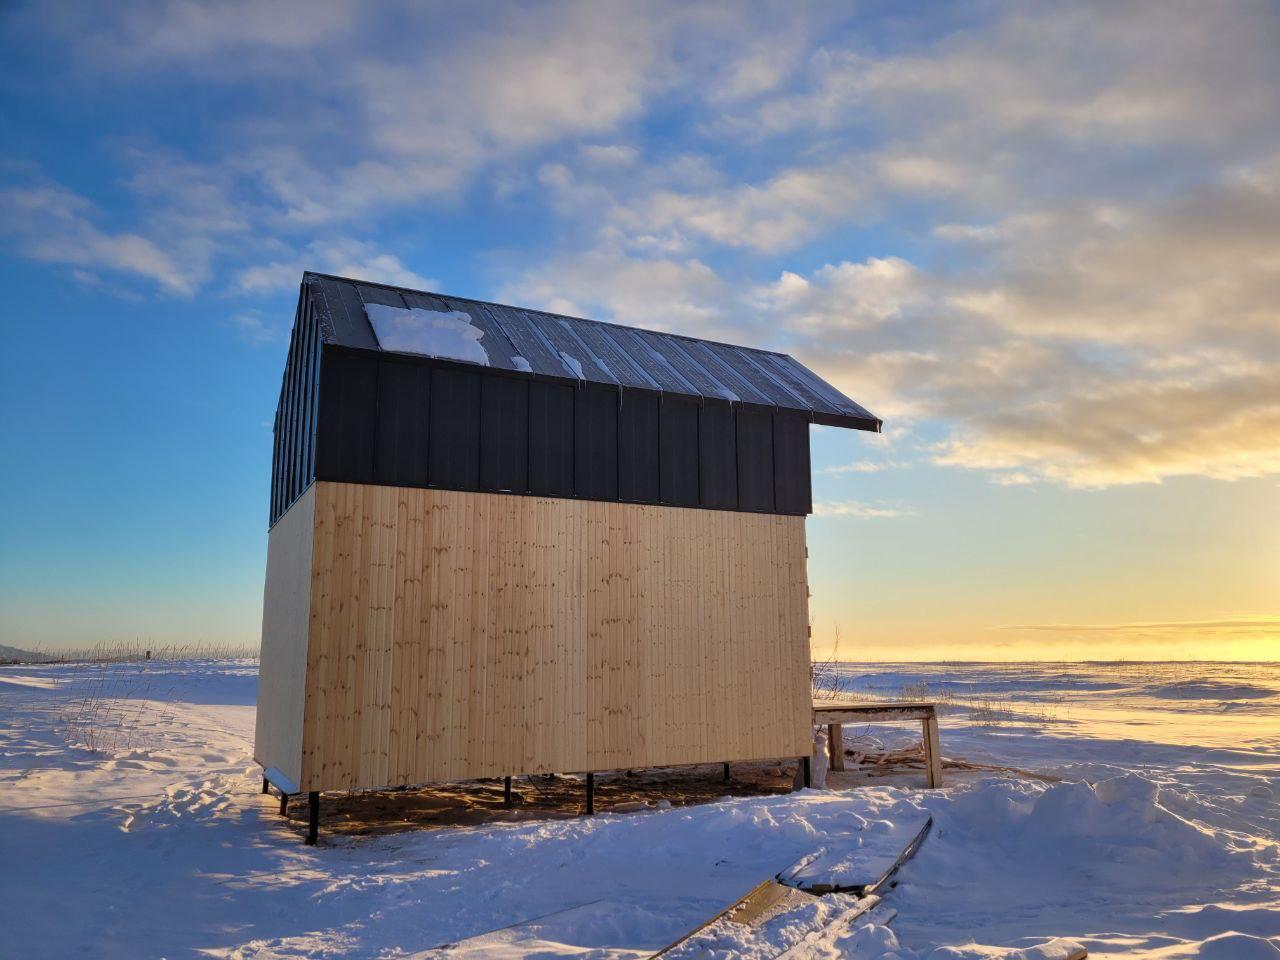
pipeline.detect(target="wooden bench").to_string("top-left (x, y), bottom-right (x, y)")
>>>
top-left (813, 701), bottom-right (944, 788)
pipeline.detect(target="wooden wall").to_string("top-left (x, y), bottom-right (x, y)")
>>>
top-left (259, 480), bottom-right (813, 793)
top-left (254, 484), bottom-right (316, 787)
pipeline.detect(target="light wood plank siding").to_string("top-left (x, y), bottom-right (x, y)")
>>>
top-left (260, 480), bottom-right (812, 792)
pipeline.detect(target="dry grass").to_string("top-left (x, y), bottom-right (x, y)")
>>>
top-left (58, 662), bottom-right (185, 754)
top-left (17, 640), bottom-right (258, 665)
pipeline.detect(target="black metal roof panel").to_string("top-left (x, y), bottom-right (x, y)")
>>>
top-left (301, 272), bottom-right (881, 431)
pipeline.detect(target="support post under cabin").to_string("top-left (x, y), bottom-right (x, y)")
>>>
top-left (306, 791), bottom-right (319, 845)
top-left (827, 723), bottom-right (845, 771)
top-left (923, 714), bottom-right (944, 788)
top-left (503, 776), bottom-right (512, 807)
top-left (586, 772), bottom-right (595, 814)
top-left (723, 762), bottom-right (730, 782)
top-left (801, 756), bottom-right (812, 789)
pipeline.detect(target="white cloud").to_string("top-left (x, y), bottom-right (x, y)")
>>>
top-left (812, 500), bottom-right (914, 519)
top-left (821, 460), bottom-right (908, 475)
top-left (0, 184), bottom-right (196, 295)
top-left (228, 311), bottom-right (280, 345)
top-left (235, 240), bottom-right (433, 294)
top-left (501, 251), bottom-right (731, 339)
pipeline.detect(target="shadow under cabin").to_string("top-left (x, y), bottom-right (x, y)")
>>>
top-left (254, 272), bottom-right (881, 843)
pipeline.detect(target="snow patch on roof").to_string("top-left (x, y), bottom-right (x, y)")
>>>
top-left (365, 303), bottom-right (489, 366)
top-left (557, 349), bottom-right (585, 379)
top-left (511, 355), bottom-right (532, 373)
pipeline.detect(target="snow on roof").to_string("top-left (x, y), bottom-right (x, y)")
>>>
top-left (364, 304), bottom-right (490, 366)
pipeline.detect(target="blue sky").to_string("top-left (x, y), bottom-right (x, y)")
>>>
top-left (1, 1), bottom-right (1277, 658)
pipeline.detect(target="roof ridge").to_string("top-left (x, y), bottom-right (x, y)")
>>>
top-left (302, 270), bottom-right (794, 361)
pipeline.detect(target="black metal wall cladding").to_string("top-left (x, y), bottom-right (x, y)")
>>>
top-left (269, 290), bottom-right (323, 524)
top-left (272, 342), bottom-right (814, 526)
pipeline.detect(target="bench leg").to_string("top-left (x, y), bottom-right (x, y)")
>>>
top-left (922, 715), bottom-right (943, 788)
top-left (262, 776), bottom-right (269, 795)
top-left (827, 723), bottom-right (845, 772)
top-left (279, 791), bottom-right (289, 817)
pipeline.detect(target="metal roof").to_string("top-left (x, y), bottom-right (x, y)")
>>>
top-left (302, 272), bottom-right (881, 431)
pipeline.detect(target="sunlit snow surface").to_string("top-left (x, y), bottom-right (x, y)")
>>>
top-left (365, 303), bottom-right (490, 365)
top-left (0, 659), bottom-right (1276, 958)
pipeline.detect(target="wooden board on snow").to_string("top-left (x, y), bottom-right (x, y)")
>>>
top-left (777, 814), bottom-right (932, 895)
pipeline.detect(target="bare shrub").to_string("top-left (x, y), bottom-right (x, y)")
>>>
top-left (812, 625), bottom-right (855, 701)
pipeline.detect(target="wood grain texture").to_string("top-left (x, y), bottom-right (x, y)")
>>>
top-left (288, 481), bottom-right (812, 792)
top-left (254, 484), bottom-right (316, 786)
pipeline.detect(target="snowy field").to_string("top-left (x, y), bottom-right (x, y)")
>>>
top-left (0, 659), bottom-right (1277, 959)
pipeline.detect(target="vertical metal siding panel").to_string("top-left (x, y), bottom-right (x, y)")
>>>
top-left (374, 359), bottom-right (431, 486)
top-left (698, 400), bottom-right (738, 509)
top-left (659, 396), bottom-right (699, 506)
top-left (303, 301), bottom-right (323, 490)
top-left (736, 405), bottom-right (775, 512)
top-left (294, 302), bottom-right (312, 511)
top-left (618, 389), bottom-right (660, 503)
top-left (480, 374), bottom-right (529, 492)
top-left (315, 348), bottom-right (378, 484)
top-left (270, 408), bottom-right (282, 525)
top-left (278, 306), bottom-right (297, 516)
top-left (772, 412), bottom-right (812, 515)
top-left (427, 367), bottom-right (481, 490)
top-left (285, 302), bottom-right (306, 514)
top-left (528, 380), bottom-right (574, 496)
top-left (296, 299), bottom-right (317, 500)
top-left (574, 383), bottom-right (619, 500)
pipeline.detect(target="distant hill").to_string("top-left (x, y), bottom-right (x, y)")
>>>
top-left (0, 644), bottom-right (42, 663)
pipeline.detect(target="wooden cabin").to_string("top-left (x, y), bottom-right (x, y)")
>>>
top-left (254, 272), bottom-right (880, 835)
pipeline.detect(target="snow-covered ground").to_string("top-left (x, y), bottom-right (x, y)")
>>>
top-left (0, 659), bottom-right (1276, 958)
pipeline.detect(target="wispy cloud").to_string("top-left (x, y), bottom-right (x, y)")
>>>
top-left (820, 460), bottom-right (908, 475)
top-left (227, 311), bottom-right (280, 346)
top-left (812, 500), bottom-right (915, 519)
top-left (235, 240), bottom-right (435, 294)
top-left (0, 184), bottom-right (197, 295)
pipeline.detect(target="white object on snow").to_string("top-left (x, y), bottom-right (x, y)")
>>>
top-left (811, 726), bottom-right (829, 790)
top-left (366, 303), bottom-right (489, 365)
